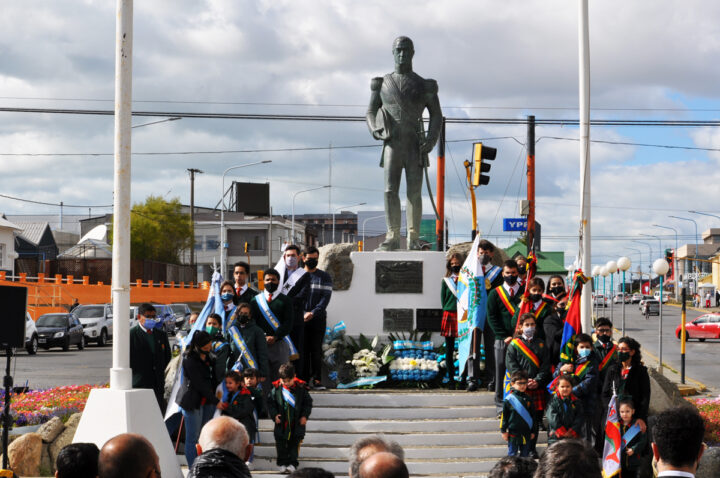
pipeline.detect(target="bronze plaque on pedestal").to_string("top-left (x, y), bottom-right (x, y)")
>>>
top-left (375, 260), bottom-right (423, 293)
top-left (382, 308), bottom-right (414, 331)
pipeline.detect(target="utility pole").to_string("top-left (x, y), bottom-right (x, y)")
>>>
top-left (188, 168), bottom-right (203, 281)
top-left (526, 115), bottom-right (535, 255)
top-left (436, 117), bottom-right (446, 251)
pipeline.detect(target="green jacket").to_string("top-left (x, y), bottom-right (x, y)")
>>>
top-left (250, 293), bottom-right (293, 340)
top-left (227, 320), bottom-right (270, 378)
top-left (545, 394), bottom-right (584, 444)
top-left (440, 277), bottom-right (458, 312)
top-left (500, 389), bottom-right (534, 445)
top-left (621, 419), bottom-right (647, 471)
top-left (223, 387), bottom-right (258, 439)
top-left (505, 337), bottom-right (551, 386)
top-left (487, 285), bottom-right (523, 338)
top-left (267, 379), bottom-right (313, 441)
top-left (129, 325), bottom-right (171, 404)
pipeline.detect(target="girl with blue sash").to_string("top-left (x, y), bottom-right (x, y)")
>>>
top-left (618, 398), bottom-right (647, 478)
top-left (220, 280), bottom-right (238, 329)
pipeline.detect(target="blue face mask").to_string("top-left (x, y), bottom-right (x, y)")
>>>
top-left (143, 319), bottom-right (157, 330)
top-left (221, 292), bottom-right (234, 301)
top-left (578, 348), bottom-right (591, 358)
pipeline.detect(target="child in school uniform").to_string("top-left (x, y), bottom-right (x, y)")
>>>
top-left (440, 253), bottom-right (463, 388)
top-left (242, 367), bottom-right (264, 469)
top-left (618, 398), bottom-right (647, 478)
top-left (505, 313), bottom-right (551, 458)
top-left (592, 317), bottom-right (617, 454)
top-left (218, 370), bottom-right (256, 440)
top-left (500, 370), bottom-right (535, 457)
top-left (267, 362), bottom-right (313, 474)
top-left (510, 278), bottom-right (553, 340)
top-left (546, 375), bottom-right (584, 445)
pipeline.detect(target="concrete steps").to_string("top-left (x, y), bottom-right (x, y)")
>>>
top-left (251, 390), bottom-right (542, 477)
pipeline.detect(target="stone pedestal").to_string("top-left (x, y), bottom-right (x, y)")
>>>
top-left (325, 251), bottom-right (446, 337)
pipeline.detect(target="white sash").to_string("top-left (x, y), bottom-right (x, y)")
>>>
top-left (256, 293), bottom-right (299, 359)
top-left (444, 277), bottom-right (458, 298)
top-left (281, 267), bottom-right (306, 295)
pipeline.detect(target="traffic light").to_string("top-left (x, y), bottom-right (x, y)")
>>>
top-left (471, 142), bottom-right (497, 186)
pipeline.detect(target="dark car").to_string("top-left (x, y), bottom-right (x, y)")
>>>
top-left (36, 313), bottom-right (85, 351)
top-left (169, 303), bottom-right (192, 330)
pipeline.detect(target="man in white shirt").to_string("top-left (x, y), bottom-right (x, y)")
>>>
top-left (652, 407), bottom-right (705, 478)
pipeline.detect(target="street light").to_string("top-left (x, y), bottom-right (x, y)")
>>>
top-left (220, 160), bottom-right (272, 277)
top-left (606, 260), bottom-right (618, 323)
top-left (632, 240), bottom-right (653, 294)
top-left (600, 266), bottom-right (609, 311)
top-left (690, 210), bottom-right (719, 277)
top-left (654, 224), bottom-right (679, 300)
top-left (618, 256), bottom-right (631, 336)
top-left (653, 258), bottom-right (670, 375)
top-left (670, 215), bottom-right (699, 290)
top-left (625, 247), bottom-right (643, 293)
top-left (592, 265), bottom-right (601, 319)
top-left (131, 117), bottom-right (181, 129)
top-left (332, 202), bottom-right (367, 243)
top-left (292, 185), bottom-right (330, 245)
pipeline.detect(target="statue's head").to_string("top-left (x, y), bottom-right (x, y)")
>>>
top-left (392, 36), bottom-right (414, 69)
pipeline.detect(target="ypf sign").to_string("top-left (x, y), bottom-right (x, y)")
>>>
top-left (503, 218), bottom-right (528, 232)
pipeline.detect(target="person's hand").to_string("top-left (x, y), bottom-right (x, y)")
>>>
top-left (560, 363), bottom-right (574, 374)
top-left (274, 415), bottom-right (281, 424)
top-left (218, 402), bottom-right (228, 410)
top-left (626, 449), bottom-right (634, 456)
top-left (299, 417), bottom-right (307, 426)
top-left (266, 336), bottom-right (276, 345)
top-left (528, 379), bottom-right (538, 390)
top-left (504, 336), bottom-right (513, 345)
top-left (304, 312), bottom-right (314, 322)
top-left (636, 418), bottom-right (647, 433)
top-left (502, 432), bottom-right (509, 442)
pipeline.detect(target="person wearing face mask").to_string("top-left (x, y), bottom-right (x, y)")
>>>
top-left (510, 277), bottom-right (552, 341)
top-left (515, 256), bottom-right (528, 282)
top-left (487, 260), bottom-right (524, 413)
top-left (440, 253), bottom-right (464, 388)
top-left (204, 313), bottom-right (232, 384)
top-left (227, 303), bottom-right (269, 381)
top-left (276, 245), bottom-right (312, 374)
top-left (250, 268), bottom-right (294, 388)
top-left (543, 275), bottom-right (567, 305)
top-left (176, 331), bottom-right (220, 467)
top-left (219, 281), bottom-right (238, 325)
top-left (505, 313), bottom-right (551, 458)
top-left (129, 303), bottom-right (171, 411)
top-left (552, 333), bottom-right (598, 444)
top-left (298, 246), bottom-right (333, 388)
top-left (601, 337), bottom-right (650, 435)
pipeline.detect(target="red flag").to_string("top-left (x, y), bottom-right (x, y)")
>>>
top-left (560, 270), bottom-right (589, 363)
top-left (514, 252), bottom-right (537, 335)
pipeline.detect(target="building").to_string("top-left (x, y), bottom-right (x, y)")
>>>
top-left (504, 240), bottom-right (567, 285)
top-left (0, 216), bottom-right (22, 275)
top-left (290, 212), bottom-right (359, 246)
top-left (675, 228), bottom-right (720, 293)
top-left (13, 222), bottom-right (59, 275)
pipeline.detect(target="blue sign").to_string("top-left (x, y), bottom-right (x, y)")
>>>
top-left (503, 218), bottom-right (528, 232)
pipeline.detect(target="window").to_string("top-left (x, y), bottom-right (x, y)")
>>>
top-left (194, 235), bottom-right (203, 251)
top-left (205, 235), bottom-right (219, 251)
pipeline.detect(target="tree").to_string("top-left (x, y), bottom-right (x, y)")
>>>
top-left (110, 196), bottom-right (192, 263)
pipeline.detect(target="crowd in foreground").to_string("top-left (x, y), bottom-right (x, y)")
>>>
top-left (47, 404), bottom-right (705, 478)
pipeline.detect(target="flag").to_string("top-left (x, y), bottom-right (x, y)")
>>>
top-left (601, 394), bottom-right (622, 478)
top-left (513, 252), bottom-right (537, 335)
top-left (559, 270), bottom-right (589, 363)
top-left (456, 235), bottom-right (488, 374)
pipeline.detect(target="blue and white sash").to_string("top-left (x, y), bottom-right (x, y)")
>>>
top-left (228, 325), bottom-right (257, 371)
top-left (621, 423), bottom-right (641, 449)
top-left (506, 392), bottom-right (533, 429)
top-left (256, 293), bottom-right (299, 360)
top-left (485, 265), bottom-right (502, 288)
top-left (444, 277), bottom-right (459, 298)
top-left (282, 387), bottom-right (296, 408)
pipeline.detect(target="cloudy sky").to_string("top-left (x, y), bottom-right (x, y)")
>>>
top-left (2, 0), bottom-right (720, 272)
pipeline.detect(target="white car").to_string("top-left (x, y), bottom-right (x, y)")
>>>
top-left (613, 293), bottom-right (630, 304)
top-left (24, 313), bottom-right (38, 355)
top-left (653, 291), bottom-right (669, 303)
top-left (73, 304), bottom-right (113, 346)
top-left (593, 294), bottom-right (608, 307)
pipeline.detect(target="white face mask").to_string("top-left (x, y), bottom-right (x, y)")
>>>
top-left (523, 326), bottom-right (535, 339)
top-left (285, 256), bottom-right (298, 268)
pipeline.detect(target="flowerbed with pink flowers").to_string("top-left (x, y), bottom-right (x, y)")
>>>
top-left (689, 395), bottom-right (720, 445)
top-left (0, 384), bottom-right (107, 428)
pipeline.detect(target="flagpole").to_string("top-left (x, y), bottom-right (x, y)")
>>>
top-left (579, 0), bottom-right (593, 333)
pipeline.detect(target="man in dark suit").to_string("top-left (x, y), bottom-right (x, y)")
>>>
top-left (129, 303), bottom-right (171, 411)
top-left (652, 407), bottom-right (705, 478)
top-left (233, 261), bottom-right (258, 304)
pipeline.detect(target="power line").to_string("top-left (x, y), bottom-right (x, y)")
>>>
top-left (538, 136), bottom-right (720, 152)
top-left (0, 193), bottom-right (112, 208)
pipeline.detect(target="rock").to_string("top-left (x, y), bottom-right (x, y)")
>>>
top-left (446, 240), bottom-right (509, 267)
top-left (319, 243), bottom-right (356, 291)
top-left (648, 368), bottom-right (696, 415)
top-left (7, 432), bottom-right (42, 476)
top-left (697, 446), bottom-right (720, 478)
top-left (38, 416), bottom-right (64, 443)
top-left (49, 413), bottom-right (82, 465)
top-left (39, 443), bottom-right (53, 475)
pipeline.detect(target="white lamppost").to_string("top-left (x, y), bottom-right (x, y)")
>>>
top-left (292, 185), bottom-right (330, 245)
top-left (592, 265), bottom-right (601, 319)
top-left (220, 160), bottom-right (272, 277)
top-left (606, 260), bottom-right (618, 323)
top-left (618, 256), bottom-right (631, 336)
top-left (600, 266), bottom-right (609, 315)
top-left (653, 258), bottom-right (670, 374)
top-left (654, 224), bottom-right (679, 300)
top-left (332, 202), bottom-right (366, 243)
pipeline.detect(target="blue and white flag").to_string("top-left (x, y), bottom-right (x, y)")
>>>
top-left (282, 387), bottom-right (296, 408)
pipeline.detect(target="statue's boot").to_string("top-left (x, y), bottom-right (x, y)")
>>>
top-left (375, 237), bottom-right (400, 251)
top-left (407, 239), bottom-right (423, 250)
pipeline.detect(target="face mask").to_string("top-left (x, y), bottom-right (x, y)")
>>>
top-left (206, 326), bottom-right (219, 336)
top-left (221, 292), bottom-right (233, 302)
top-left (265, 282), bottom-right (278, 293)
top-left (450, 265), bottom-right (461, 274)
top-left (578, 348), bottom-right (591, 358)
top-left (598, 334), bottom-right (612, 344)
top-left (143, 319), bottom-right (157, 330)
top-left (551, 286), bottom-right (565, 296)
top-left (239, 314), bottom-right (250, 325)
top-left (304, 258), bottom-right (318, 269)
top-left (518, 265), bottom-right (527, 273)
top-left (618, 351), bottom-right (631, 362)
top-left (503, 275), bottom-right (518, 285)
top-left (522, 326), bottom-right (535, 338)
top-left (479, 254), bottom-right (491, 265)
top-left (529, 293), bottom-right (542, 302)
top-left (285, 256), bottom-right (298, 268)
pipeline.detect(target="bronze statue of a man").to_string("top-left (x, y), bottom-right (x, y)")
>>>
top-left (366, 36), bottom-right (442, 251)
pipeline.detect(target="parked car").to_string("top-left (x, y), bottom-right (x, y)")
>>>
top-left (631, 293), bottom-right (643, 304)
top-left (638, 296), bottom-right (655, 310)
top-left (593, 294), bottom-right (608, 307)
top-left (653, 291), bottom-right (669, 303)
top-left (153, 304), bottom-right (176, 334)
top-left (676, 313), bottom-right (720, 341)
top-left (36, 313), bottom-right (85, 351)
top-left (641, 299), bottom-right (660, 317)
top-left (613, 293), bottom-right (630, 304)
top-left (169, 303), bottom-right (192, 330)
top-left (24, 313), bottom-right (38, 355)
top-left (73, 304), bottom-right (113, 346)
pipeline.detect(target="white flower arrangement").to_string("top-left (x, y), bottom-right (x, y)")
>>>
top-left (347, 348), bottom-right (382, 377)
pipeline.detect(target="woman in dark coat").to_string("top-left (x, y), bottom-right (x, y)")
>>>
top-left (601, 336), bottom-right (651, 433)
top-left (177, 331), bottom-right (219, 467)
